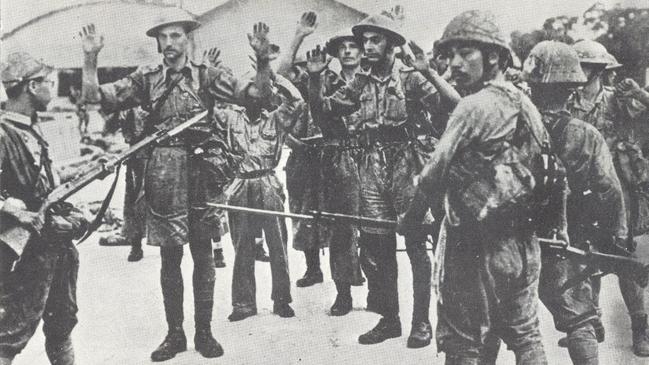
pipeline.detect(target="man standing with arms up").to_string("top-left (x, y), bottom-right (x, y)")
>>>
top-left (399, 10), bottom-right (552, 364)
top-left (308, 12), bottom-right (459, 348)
top-left (79, 8), bottom-right (273, 361)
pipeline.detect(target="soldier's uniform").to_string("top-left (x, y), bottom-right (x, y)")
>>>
top-left (221, 76), bottom-right (302, 319)
top-left (400, 11), bottom-right (551, 364)
top-left (311, 13), bottom-right (444, 347)
top-left (521, 41), bottom-right (627, 365)
top-left (94, 13), bottom-right (249, 360)
top-left (0, 53), bottom-right (88, 365)
top-left (568, 39), bottom-right (649, 357)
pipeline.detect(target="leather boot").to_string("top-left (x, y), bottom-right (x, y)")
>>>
top-left (631, 314), bottom-right (649, 357)
top-left (194, 327), bottom-right (224, 358)
top-left (127, 246), bottom-right (143, 262)
top-left (45, 337), bottom-right (75, 365)
top-left (407, 320), bottom-right (432, 348)
top-left (273, 302), bottom-right (295, 318)
top-left (330, 282), bottom-right (352, 316)
top-left (151, 328), bottom-right (187, 362)
top-left (358, 316), bottom-right (402, 345)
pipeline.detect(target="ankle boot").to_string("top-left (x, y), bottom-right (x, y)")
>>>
top-left (194, 327), bottom-right (224, 358)
top-left (45, 336), bottom-right (75, 365)
top-left (151, 328), bottom-right (187, 362)
top-left (358, 316), bottom-right (402, 345)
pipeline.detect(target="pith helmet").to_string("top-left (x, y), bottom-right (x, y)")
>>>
top-left (146, 7), bottom-right (200, 37)
top-left (572, 39), bottom-right (610, 65)
top-left (522, 41), bottom-right (586, 85)
top-left (604, 52), bottom-right (623, 70)
top-left (437, 10), bottom-right (510, 53)
top-left (352, 13), bottom-right (406, 46)
top-left (0, 52), bottom-right (53, 89)
top-left (326, 34), bottom-right (360, 57)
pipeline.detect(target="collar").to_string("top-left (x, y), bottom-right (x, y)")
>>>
top-left (369, 59), bottom-right (403, 84)
top-left (570, 87), bottom-right (605, 113)
top-left (0, 110), bottom-right (35, 128)
top-left (161, 57), bottom-right (201, 84)
top-left (540, 109), bottom-right (571, 124)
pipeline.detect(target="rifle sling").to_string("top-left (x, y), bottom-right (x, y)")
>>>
top-left (76, 163), bottom-right (122, 245)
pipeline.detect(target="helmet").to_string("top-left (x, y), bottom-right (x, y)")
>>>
top-left (437, 10), bottom-right (510, 54)
top-left (522, 41), bottom-right (586, 85)
top-left (572, 39), bottom-right (610, 65)
top-left (0, 52), bottom-right (53, 89)
top-left (604, 52), bottom-right (623, 70)
top-left (326, 33), bottom-right (359, 57)
top-left (352, 13), bottom-right (406, 46)
top-left (146, 7), bottom-right (200, 37)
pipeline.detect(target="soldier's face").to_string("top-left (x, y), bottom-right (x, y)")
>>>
top-left (362, 31), bottom-right (389, 63)
top-left (157, 25), bottom-right (190, 62)
top-left (448, 45), bottom-right (485, 89)
top-left (28, 75), bottom-right (54, 111)
top-left (337, 40), bottom-right (362, 68)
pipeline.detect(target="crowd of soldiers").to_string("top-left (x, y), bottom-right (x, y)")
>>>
top-left (2, 5), bottom-right (649, 365)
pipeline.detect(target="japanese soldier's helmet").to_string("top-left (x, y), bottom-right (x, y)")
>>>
top-left (326, 34), bottom-right (360, 57)
top-left (146, 7), bottom-right (201, 37)
top-left (437, 10), bottom-right (510, 54)
top-left (352, 13), bottom-right (406, 46)
top-left (0, 52), bottom-right (53, 90)
top-left (605, 52), bottom-right (623, 70)
top-left (522, 41), bottom-right (587, 85)
top-left (572, 39), bottom-right (610, 66)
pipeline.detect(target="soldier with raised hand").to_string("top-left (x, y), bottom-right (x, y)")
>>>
top-left (569, 39), bottom-right (649, 357)
top-left (79, 8), bottom-right (274, 361)
top-left (398, 10), bottom-right (552, 364)
top-left (521, 40), bottom-right (627, 365)
top-left (0, 52), bottom-right (89, 365)
top-left (307, 11), bottom-right (459, 348)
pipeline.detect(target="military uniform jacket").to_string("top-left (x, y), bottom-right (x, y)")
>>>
top-left (544, 111), bottom-right (627, 239)
top-left (314, 60), bottom-right (442, 134)
top-left (0, 111), bottom-right (55, 255)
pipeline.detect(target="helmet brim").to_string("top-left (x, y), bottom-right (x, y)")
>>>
top-left (146, 20), bottom-right (201, 37)
top-left (352, 24), bottom-right (405, 46)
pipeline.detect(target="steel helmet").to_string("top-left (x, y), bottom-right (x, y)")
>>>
top-left (437, 10), bottom-right (510, 54)
top-left (326, 34), bottom-right (360, 57)
top-left (146, 7), bottom-right (200, 37)
top-left (572, 39), bottom-right (610, 65)
top-left (522, 41), bottom-right (586, 85)
top-left (604, 52), bottom-right (623, 70)
top-left (352, 13), bottom-right (406, 46)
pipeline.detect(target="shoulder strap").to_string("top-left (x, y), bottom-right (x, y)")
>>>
top-left (150, 73), bottom-right (185, 122)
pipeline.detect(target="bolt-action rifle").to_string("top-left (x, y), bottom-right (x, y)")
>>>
top-left (0, 110), bottom-right (208, 256)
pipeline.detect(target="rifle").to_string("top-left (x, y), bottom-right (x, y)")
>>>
top-left (207, 203), bottom-right (437, 252)
top-left (0, 110), bottom-right (209, 256)
top-left (537, 236), bottom-right (649, 291)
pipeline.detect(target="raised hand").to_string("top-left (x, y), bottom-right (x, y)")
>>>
top-left (306, 45), bottom-right (331, 74)
top-left (296, 11), bottom-right (318, 38)
top-left (248, 22), bottom-right (272, 60)
top-left (80, 23), bottom-right (104, 55)
top-left (616, 78), bottom-right (642, 97)
top-left (403, 41), bottom-right (434, 75)
top-left (203, 47), bottom-right (222, 68)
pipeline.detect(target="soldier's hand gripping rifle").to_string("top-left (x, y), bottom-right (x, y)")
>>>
top-left (0, 110), bottom-right (208, 254)
top-left (538, 233), bottom-right (649, 291)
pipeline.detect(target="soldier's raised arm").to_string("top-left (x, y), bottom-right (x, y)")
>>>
top-left (277, 11), bottom-right (318, 78)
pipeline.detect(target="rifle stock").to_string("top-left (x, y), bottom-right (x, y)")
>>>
top-left (0, 110), bottom-right (208, 256)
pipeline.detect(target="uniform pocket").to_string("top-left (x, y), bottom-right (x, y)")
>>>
top-left (385, 91), bottom-right (407, 122)
top-left (360, 94), bottom-right (376, 121)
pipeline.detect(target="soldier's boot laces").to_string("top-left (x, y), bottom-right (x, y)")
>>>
top-left (151, 328), bottom-right (187, 362)
top-left (631, 314), bottom-right (649, 357)
top-left (45, 337), bottom-right (75, 365)
top-left (194, 327), bottom-right (224, 358)
top-left (127, 246), bottom-right (143, 262)
top-left (358, 316), bottom-right (402, 345)
top-left (213, 249), bottom-right (226, 268)
top-left (407, 320), bottom-right (432, 349)
top-left (296, 270), bottom-right (323, 287)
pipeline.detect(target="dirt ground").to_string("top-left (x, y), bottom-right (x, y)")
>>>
top-left (11, 163), bottom-right (649, 365)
